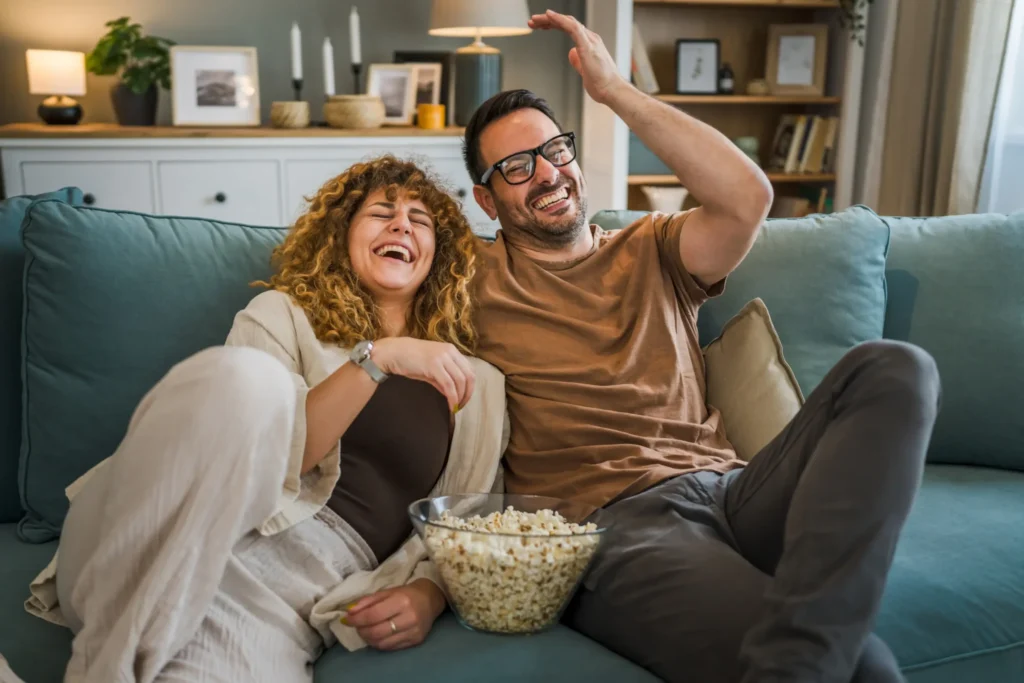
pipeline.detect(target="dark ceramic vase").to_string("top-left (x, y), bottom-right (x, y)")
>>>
top-left (110, 83), bottom-right (158, 126)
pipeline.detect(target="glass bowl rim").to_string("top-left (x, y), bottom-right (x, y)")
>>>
top-left (408, 493), bottom-right (611, 539)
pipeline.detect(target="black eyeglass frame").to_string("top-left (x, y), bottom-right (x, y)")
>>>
top-left (478, 132), bottom-right (578, 186)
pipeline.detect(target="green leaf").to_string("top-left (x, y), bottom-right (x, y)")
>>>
top-left (88, 16), bottom-right (172, 89)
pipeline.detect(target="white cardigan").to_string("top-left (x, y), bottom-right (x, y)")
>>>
top-left (26, 290), bottom-right (509, 652)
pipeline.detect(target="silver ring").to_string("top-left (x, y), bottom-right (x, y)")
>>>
top-left (389, 618), bottom-right (398, 634)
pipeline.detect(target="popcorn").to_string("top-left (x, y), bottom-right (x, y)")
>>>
top-left (423, 506), bottom-right (601, 634)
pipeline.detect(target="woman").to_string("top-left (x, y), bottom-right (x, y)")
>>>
top-left (25, 156), bottom-right (508, 683)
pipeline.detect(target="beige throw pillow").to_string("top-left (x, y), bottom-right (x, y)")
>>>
top-left (703, 298), bottom-right (804, 461)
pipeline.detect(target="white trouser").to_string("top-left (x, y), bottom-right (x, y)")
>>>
top-left (53, 347), bottom-right (375, 683)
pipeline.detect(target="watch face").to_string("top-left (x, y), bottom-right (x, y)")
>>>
top-left (353, 340), bottom-right (373, 363)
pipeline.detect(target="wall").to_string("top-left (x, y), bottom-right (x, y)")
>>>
top-left (0, 0), bottom-right (584, 131)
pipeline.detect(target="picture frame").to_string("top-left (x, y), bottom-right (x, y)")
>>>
top-left (674, 39), bottom-right (720, 95)
top-left (394, 51), bottom-right (454, 125)
top-left (411, 63), bottom-right (443, 110)
top-left (170, 46), bottom-right (260, 126)
top-left (765, 24), bottom-right (829, 96)
top-left (366, 63), bottom-right (417, 125)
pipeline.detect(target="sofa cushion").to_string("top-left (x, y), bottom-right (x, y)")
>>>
top-left (883, 212), bottom-right (1024, 470)
top-left (0, 520), bottom-right (656, 683)
top-left (703, 298), bottom-right (803, 460)
top-left (877, 465), bottom-right (1024, 682)
top-left (0, 524), bottom-right (69, 682)
top-left (0, 188), bottom-right (82, 524)
top-left (592, 207), bottom-right (891, 395)
top-left (18, 200), bottom-right (286, 541)
top-left (317, 614), bottom-right (658, 682)
top-left (697, 206), bottom-right (890, 395)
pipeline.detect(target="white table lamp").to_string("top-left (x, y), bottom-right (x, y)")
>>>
top-left (27, 49), bottom-right (87, 125)
top-left (429, 0), bottom-right (531, 125)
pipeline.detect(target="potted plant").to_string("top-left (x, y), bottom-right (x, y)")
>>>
top-left (86, 17), bottom-right (174, 126)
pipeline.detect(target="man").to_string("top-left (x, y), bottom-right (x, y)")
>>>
top-left (462, 9), bottom-right (940, 683)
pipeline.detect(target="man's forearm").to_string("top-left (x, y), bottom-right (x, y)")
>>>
top-left (605, 82), bottom-right (772, 223)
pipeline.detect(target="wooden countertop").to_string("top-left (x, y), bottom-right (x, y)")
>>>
top-left (0, 123), bottom-right (466, 139)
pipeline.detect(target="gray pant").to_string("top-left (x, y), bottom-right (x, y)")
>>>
top-left (566, 340), bottom-right (941, 683)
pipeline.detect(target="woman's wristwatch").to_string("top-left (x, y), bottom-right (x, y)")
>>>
top-left (349, 340), bottom-right (389, 383)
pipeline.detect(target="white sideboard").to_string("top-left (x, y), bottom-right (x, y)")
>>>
top-left (0, 124), bottom-right (499, 238)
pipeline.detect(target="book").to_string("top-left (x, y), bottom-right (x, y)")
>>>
top-left (800, 116), bottom-right (829, 173)
top-left (784, 115), bottom-right (809, 174)
top-left (821, 116), bottom-right (840, 173)
top-left (631, 24), bottom-right (660, 95)
top-left (768, 115), bottom-right (799, 171)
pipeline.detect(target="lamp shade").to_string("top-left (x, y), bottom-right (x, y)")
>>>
top-left (26, 50), bottom-right (86, 96)
top-left (428, 0), bottom-right (532, 39)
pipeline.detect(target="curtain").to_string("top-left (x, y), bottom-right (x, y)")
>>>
top-left (854, 0), bottom-right (1016, 216)
top-left (978, 0), bottom-right (1024, 212)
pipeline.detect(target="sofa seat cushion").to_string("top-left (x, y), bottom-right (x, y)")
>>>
top-left (0, 189), bottom-right (82, 524)
top-left (316, 615), bottom-right (658, 682)
top-left (878, 465), bottom-right (1024, 682)
top-left (0, 520), bottom-right (655, 683)
top-left (883, 212), bottom-right (1024, 470)
top-left (0, 524), bottom-right (70, 682)
top-left (18, 200), bottom-right (286, 541)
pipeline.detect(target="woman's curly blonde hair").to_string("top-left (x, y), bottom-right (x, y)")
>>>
top-left (257, 155), bottom-right (477, 353)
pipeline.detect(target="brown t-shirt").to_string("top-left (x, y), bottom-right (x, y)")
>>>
top-left (471, 211), bottom-right (742, 509)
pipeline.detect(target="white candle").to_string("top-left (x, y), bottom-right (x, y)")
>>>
top-left (323, 37), bottom-right (336, 96)
top-left (349, 7), bottom-right (361, 65)
top-left (290, 22), bottom-right (303, 81)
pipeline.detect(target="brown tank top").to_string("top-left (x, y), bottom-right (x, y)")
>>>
top-left (327, 375), bottom-right (451, 562)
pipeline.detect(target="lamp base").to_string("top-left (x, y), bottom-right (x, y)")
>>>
top-left (38, 95), bottom-right (82, 125)
top-left (454, 50), bottom-right (501, 126)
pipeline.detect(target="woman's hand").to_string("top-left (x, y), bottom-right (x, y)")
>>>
top-left (342, 579), bottom-right (447, 651)
top-left (371, 338), bottom-right (475, 412)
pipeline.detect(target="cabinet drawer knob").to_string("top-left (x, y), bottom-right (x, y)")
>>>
top-left (457, 188), bottom-right (467, 199)
top-left (83, 193), bottom-right (96, 205)
top-left (214, 192), bottom-right (227, 203)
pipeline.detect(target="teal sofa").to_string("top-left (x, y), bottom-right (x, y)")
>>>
top-left (1, 190), bottom-right (1022, 682)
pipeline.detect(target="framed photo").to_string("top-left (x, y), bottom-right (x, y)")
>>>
top-left (367, 63), bottom-right (417, 125)
top-left (674, 39), bottom-right (719, 95)
top-left (765, 24), bottom-right (829, 96)
top-left (170, 46), bottom-right (260, 126)
top-left (394, 51), bottom-right (454, 124)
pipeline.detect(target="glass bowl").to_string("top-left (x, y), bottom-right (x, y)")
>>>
top-left (408, 493), bottom-right (609, 635)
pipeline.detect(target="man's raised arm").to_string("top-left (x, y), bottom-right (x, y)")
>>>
top-left (531, 10), bottom-right (774, 288)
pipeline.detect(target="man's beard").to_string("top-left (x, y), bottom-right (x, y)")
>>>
top-left (494, 178), bottom-right (588, 249)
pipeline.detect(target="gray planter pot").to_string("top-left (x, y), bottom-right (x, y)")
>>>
top-left (111, 83), bottom-right (158, 126)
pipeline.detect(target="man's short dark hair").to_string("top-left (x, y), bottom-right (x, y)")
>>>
top-left (462, 89), bottom-right (562, 185)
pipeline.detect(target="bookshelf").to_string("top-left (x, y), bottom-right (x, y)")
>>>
top-left (656, 95), bottom-right (841, 105)
top-left (629, 173), bottom-right (837, 185)
top-left (622, 0), bottom-right (858, 216)
top-left (635, 0), bottom-right (840, 8)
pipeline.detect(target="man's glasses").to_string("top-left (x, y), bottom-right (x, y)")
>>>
top-left (479, 132), bottom-right (577, 186)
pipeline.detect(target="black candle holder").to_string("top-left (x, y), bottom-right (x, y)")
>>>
top-left (292, 78), bottom-right (303, 102)
top-left (351, 63), bottom-right (363, 94)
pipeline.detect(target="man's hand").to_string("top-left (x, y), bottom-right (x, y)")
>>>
top-left (528, 10), bottom-right (626, 105)
top-left (342, 579), bottom-right (446, 651)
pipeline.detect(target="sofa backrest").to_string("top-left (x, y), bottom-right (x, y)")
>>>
top-left (0, 188), bottom-right (81, 523)
top-left (593, 206), bottom-right (1024, 472)
top-left (882, 212), bottom-right (1024, 470)
top-left (16, 198), bottom-right (286, 541)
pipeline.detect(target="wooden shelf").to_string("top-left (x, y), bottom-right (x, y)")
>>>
top-left (0, 123), bottom-right (465, 139)
top-left (656, 95), bottom-right (840, 105)
top-left (629, 173), bottom-right (836, 185)
top-left (635, 0), bottom-right (839, 7)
